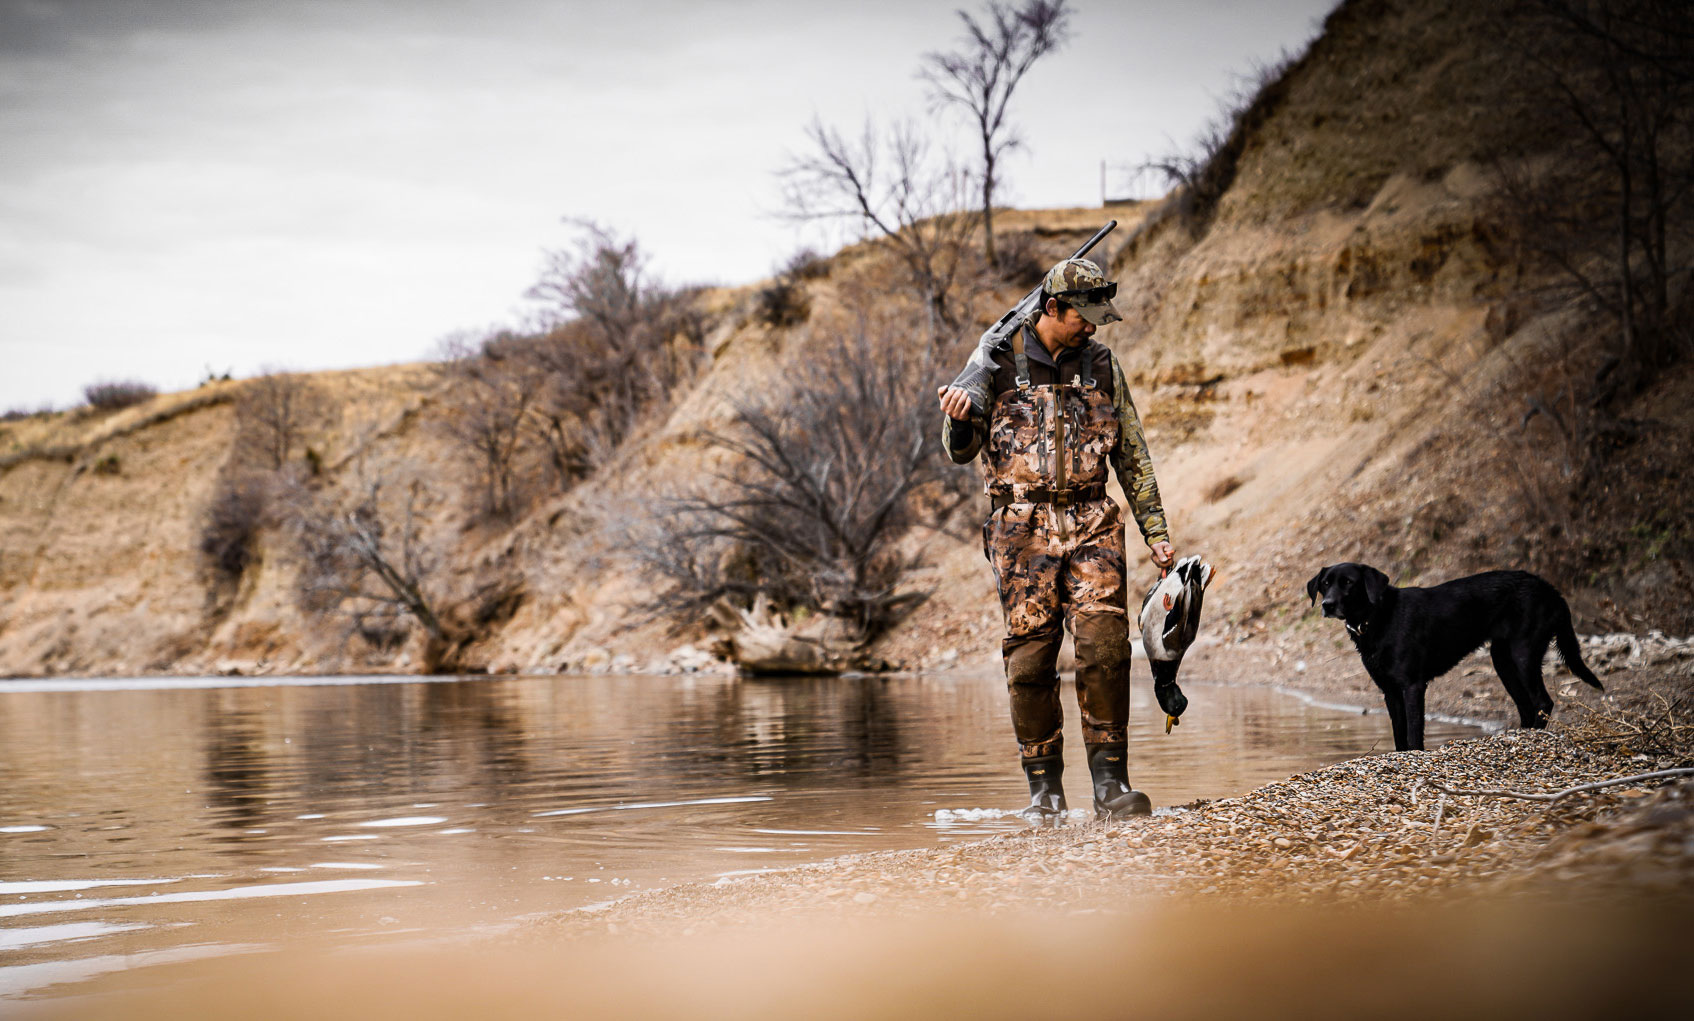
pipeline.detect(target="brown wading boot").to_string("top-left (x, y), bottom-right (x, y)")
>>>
top-left (1018, 753), bottom-right (1067, 826)
top-left (1087, 745), bottom-right (1151, 820)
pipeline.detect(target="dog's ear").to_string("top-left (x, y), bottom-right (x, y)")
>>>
top-left (1305, 567), bottom-right (1328, 606)
top-left (1361, 565), bottom-right (1391, 606)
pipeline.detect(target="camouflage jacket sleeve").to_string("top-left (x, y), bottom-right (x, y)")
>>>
top-left (940, 376), bottom-right (990, 464)
top-left (1108, 354), bottom-right (1170, 546)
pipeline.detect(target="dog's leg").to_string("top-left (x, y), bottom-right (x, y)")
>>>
top-left (1509, 637), bottom-right (1554, 728)
top-left (1381, 687), bottom-right (1409, 751)
top-left (1489, 642), bottom-right (1539, 728)
top-left (1400, 683), bottom-right (1426, 751)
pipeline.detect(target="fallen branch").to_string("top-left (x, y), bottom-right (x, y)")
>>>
top-left (1426, 768), bottom-right (1694, 803)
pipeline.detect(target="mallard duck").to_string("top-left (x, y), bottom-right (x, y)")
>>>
top-left (1138, 555), bottom-right (1215, 733)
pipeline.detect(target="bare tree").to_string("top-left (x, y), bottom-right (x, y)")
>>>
top-left (780, 118), bottom-right (978, 342)
top-left (520, 223), bottom-right (705, 475)
top-left (634, 310), bottom-right (953, 641)
top-left (525, 219), bottom-right (651, 337)
top-left (921, 0), bottom-right (1071, 268)
top-left (1496, 0), bottom-right (1694, 396)
top-left (293, 474), bottom-right (462, 671)
top-left (236, 371), bottom-right (323, 472)
top-left (434, 333), bottom-right (539, 520)
top-left (198, 370), bottom-right (323, 593)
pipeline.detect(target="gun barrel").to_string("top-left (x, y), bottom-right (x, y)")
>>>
top-left (1071, 219), bottom-right (1117, 262)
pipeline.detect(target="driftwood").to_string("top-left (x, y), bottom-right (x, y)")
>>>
top-left (707, 596), bottom-right (885, 677)
top-left (1426, 768), bottom-right (1694, 803)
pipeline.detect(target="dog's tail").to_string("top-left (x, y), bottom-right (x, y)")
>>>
top-left (1554, 602), bottom-right (1604, 690)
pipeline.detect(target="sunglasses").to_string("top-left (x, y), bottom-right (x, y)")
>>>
top-left (1059, 283), bottom-right (1117, 304)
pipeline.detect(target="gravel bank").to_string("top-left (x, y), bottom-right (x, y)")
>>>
top-left (523, 634), bottom-right (1694, 941)
top-left (536, 727), bottom-right (1693, 941)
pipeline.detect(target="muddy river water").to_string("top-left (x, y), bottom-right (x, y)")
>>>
top-left (0, 672), bottom-right (1478, 1000)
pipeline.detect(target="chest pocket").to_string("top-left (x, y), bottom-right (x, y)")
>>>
top-left (1066, 384), bottom-right (1118, 486)
top-left (981, 333), bottom-right (1119, 494)
top-left (984, 387), bottom-right (1049, 489)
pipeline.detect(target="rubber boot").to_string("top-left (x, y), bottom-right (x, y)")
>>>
top-left (1087, 745), bottom-right (1151, 820)
top-left (1018, 753), bottom-right (1067, 826)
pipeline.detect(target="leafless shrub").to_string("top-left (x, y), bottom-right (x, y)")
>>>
top-left (420, 224), bottom-right (707, 512)
top-left (921, 0), bottom-right (1071, 268)
top-left (1560, 690), bottom-right (1693, 762)
top-left (292, 474), bottom-right (462, 672)
top-left (235, 371), bottom-right (324, 472)
top-left (519, 223), bottom-right (706, 480)
top-left (82, 379), bottom-right (157, 412)
top-left (634, 311), bottom-right (951, 641)
top-left (754, 252), bottom-right (821, 329)
top-left (200, 471), bottom-right (276, 583)
top-left (754, 278), bottom-right (811, 328)
top-left (780, 118), bottom-right (980, 342)
top-left (782, 247), bottom-right (831, 281)
top-left (1, 404), bottom-right (53, 422)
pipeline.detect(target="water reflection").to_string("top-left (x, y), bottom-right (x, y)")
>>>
top-left (0, 672), bottom-right (1476, 998)
top-left (204, 705), bottom-right (270, 839)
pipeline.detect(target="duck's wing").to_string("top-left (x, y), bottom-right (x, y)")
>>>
top-left (1161, 557), bottom-right (1215, 648)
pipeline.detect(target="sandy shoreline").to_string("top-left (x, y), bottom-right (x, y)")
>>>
top-left (526, 639), bottom-right (1693, 939)
top-left (530, 732), bottom-right (1690, 944)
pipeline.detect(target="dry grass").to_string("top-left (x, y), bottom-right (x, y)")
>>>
top-left (0, 390), bottom-right (235, 473)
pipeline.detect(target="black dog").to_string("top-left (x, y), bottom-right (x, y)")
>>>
top-left (1306, 563), bottom-right (1603, 751)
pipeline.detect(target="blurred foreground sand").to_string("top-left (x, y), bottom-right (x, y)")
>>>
top-left (27, 895), bottom-right (1691, 1020)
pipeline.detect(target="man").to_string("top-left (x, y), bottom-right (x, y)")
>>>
top-left (937, 257), bottom-right (1174, 823)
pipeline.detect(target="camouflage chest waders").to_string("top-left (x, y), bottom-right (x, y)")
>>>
top-left (983, 328), bottom-right (1131, 762)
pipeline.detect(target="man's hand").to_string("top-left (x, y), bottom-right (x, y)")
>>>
top-left (1149, 540), bottom-right (1175, 570)
top-left (936, 385), bottom-right (973, 422)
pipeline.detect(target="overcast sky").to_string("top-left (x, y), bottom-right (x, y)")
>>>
top-left (0, 0), bottom-right (1337, 409)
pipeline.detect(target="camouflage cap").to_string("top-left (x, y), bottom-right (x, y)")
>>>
top-left (1042, 258), bottom-right (1122, 326)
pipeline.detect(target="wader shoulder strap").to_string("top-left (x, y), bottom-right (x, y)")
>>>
top-left (1080, 340), bottom-right (1096, 388)
top-left (1013, 323), bottom-right (1032, 389)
